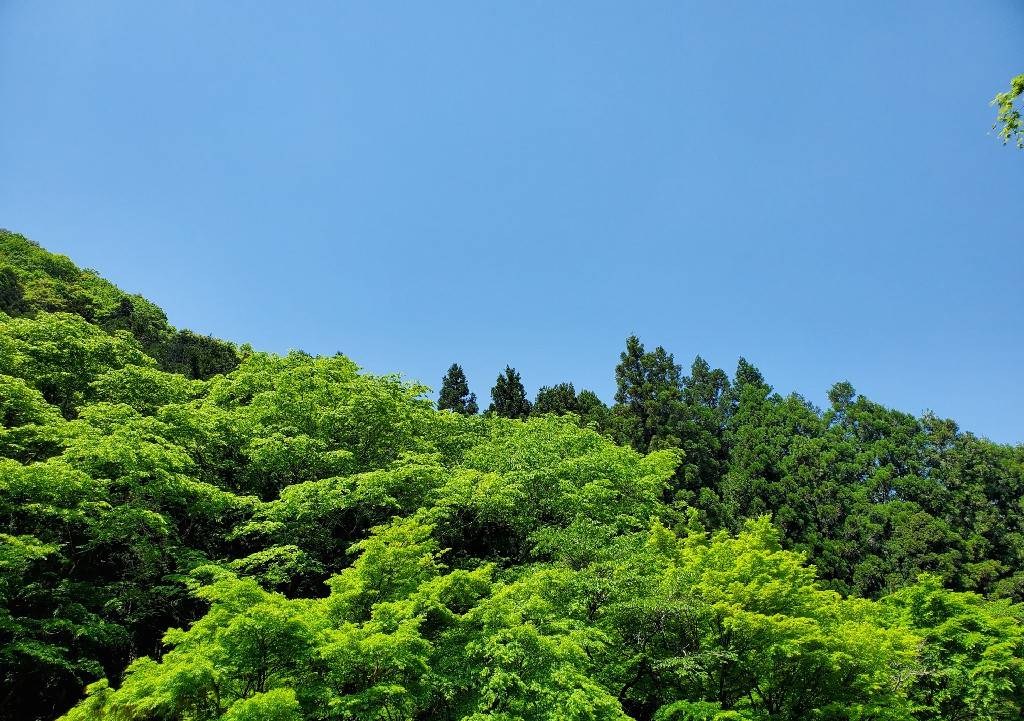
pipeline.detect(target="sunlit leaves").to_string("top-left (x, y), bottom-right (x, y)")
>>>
top-left (993, 74), bottom-right (1024, 148)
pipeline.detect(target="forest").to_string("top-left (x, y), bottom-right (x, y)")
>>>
top-left (1, 226), bottom-right (1023, 721)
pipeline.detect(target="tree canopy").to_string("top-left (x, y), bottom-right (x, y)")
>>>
top-left (1, 231), bottom-right (1022, 721)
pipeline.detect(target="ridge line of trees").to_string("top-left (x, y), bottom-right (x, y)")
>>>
top-left (441, 333), bottom-right (1024, 602)
top-left (3, 228), bottom-right (1023, 721)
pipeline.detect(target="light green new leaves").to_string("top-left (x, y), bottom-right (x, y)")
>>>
top-left (0, 312), bottom-right (152, 416)
top-left (993, 74), bottom-right (1024, 148)
top-left (883, 575), bottom-right (1024, 720)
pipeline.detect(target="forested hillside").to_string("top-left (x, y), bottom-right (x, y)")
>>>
top-left (2, 230), bottom-right (1023, 721)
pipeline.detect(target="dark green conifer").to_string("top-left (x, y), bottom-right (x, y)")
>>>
top-left (613, 335), bottom-right (685, 451)
top-left (682, 355), bottom-right (730, 410)
top-left (488, 366), bottom-right (531, 419)
top-left (438, 363), bottom-right (478, 415)
top-left (533, 382), bottom-right (579, 415)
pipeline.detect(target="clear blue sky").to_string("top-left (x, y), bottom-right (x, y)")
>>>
top-left (1, 2), bottom-right (1021, 442)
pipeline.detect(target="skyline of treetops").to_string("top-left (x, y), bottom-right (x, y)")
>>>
top-left (2, 227), bottom-right (1024, 721)
top-left (0, 2), bottom-right (1019, 716)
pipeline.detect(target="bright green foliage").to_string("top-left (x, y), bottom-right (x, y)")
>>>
top-left (90, 365), bottom-right (201, 414)
top-left (221, 689), bottom-right (303, 721)
top-left (533, 383), bottom-right (612, 436)
top-left (0, 374), bottom-right (65, 461)
top-left (61, 515), bottom-right (929, 721)
top-left (883, 575), bottom-right (1024, 719)
top-left (0, 312), bottom-right (152, 415)
top-left (488, 365), bottom-right (532, 419)
top-left (1, 234), bottom-right (1023, 721)
top-left (0, 229), bottom-right (239, 378)
top-left (439, 363), bottom-right (479, 415)
top-left (428, 415), bottom-right (680, 564)
top-left (993, 74), bottom-right (1024, 148)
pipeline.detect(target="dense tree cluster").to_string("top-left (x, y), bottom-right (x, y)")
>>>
top-left (0, 230), bottom-right (240, 380)
top-left (2, 232), bottom-right (1023, 721)
top-left (452, 337), bottom-right (1024, 603)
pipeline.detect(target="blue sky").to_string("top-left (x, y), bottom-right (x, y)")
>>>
top-left (1, 2), bottom-right (1021, 442)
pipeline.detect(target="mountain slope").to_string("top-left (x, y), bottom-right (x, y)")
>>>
top-left (0, 229), bottom-right (238, 380)
top-left (0, 230), bottom-right (1022, 721)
